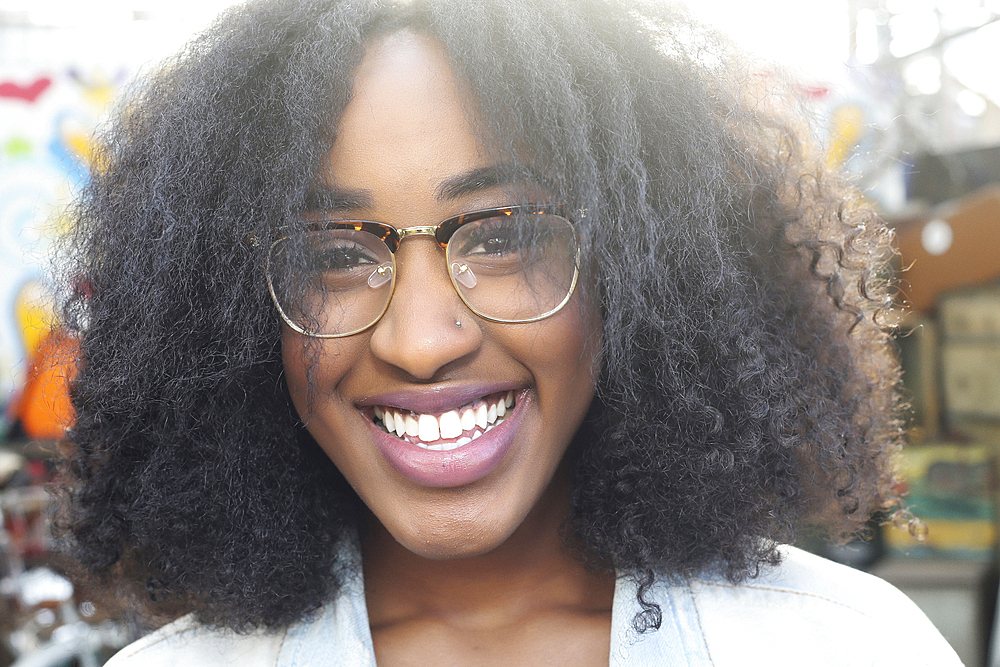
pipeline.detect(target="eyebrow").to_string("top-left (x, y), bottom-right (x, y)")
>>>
top-left (435, 163), bottom-right (543, 200)
top-left (303, 188), bottom-right (373, 212)
top-left (304, 163), bottom-right (547, 212)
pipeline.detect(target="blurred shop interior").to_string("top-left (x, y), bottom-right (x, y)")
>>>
top-left (1, 0), bottom-right (1000, 665)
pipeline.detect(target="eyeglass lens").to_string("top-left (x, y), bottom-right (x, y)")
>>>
top-left (268, 210), bottom-right (578, 337)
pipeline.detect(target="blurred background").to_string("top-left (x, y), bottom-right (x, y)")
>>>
top-left (1, 0), bottom-right (998, 665)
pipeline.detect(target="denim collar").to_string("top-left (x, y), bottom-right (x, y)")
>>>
top-left (276, 538), bottom-right (711, 667)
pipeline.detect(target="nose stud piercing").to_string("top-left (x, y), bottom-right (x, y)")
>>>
top-left (455, 319), bottom-right (462, 328)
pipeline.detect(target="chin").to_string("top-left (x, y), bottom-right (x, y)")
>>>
top-left (408, 519), bottom-right (515, 559)
top-left (403, 534), bottom-right (505, 561)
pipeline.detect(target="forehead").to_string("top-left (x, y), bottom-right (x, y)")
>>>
top-left (321, 31), bottom-right (488, 197)
top-left (351, 29), bottom-right (461, 101)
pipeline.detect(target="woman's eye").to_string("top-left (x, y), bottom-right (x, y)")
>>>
top-left (469, 235), bottom-right (513, 255)
top-left (461, 219), bottom-right (529, 256)
top-left (307, 241), bottom-right (379, 271)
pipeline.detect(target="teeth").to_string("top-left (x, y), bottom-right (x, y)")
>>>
top-left (405, 413), bottom-right (419, 438)
top-left (424, 441), bottom-right (463, 452)
top-left (460, 406), bottom-right (475, 431)
top-left (372, 391), bottom-right (518, 449)
top-left (439, 410), bottom-right (463, 439)
top-left (418, 414), bottom-right (439, 442)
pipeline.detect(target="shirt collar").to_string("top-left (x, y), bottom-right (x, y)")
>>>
top-left (277, 535), bottom-right (712, 667)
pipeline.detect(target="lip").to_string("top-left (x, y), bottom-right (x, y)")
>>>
top-left (366, 388), bottom-right (529, 488)
top-left (359, 382), bottom-right (524, 414)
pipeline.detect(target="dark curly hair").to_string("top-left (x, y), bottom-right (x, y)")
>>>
top-left (54, 0), bottom-right (904, 634)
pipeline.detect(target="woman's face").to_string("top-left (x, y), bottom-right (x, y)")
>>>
top-left (282, 30), bottom-right (601, 559)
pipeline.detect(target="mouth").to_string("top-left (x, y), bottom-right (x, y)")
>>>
top-left (370, 390), bottom-right (516, 452)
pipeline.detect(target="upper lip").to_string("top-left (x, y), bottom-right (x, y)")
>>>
top-left (357, 382), bottom-right (524, 414)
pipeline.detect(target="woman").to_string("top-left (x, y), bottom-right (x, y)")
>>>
top-left (56, 0), bottom-right (959, 664)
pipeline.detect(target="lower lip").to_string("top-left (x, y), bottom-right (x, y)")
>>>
top-left (367, 391), bottom-right (528, 488)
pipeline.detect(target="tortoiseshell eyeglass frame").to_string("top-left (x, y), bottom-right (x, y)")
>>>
top-left (264, 204), bottom-right (583, 338)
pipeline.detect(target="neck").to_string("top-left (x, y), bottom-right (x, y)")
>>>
top-left (361, 475), bottom-right (614, 628)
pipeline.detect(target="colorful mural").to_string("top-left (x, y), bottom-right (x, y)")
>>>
top-left (0, 67), bottom-right (120, 433)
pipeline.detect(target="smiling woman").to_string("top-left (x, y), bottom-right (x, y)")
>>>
top-left (54, 1), bottom-right (959, 666)
top-left (281, 35), bottom-right (601, 569)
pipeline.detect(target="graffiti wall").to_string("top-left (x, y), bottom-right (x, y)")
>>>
top-left (0, 6), bottom-right (228, 436)
top-left (0, 64), bottom-right (121, 430)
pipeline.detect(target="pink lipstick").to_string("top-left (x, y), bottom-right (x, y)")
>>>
top-left (365, 388), bottom-right (529, 487)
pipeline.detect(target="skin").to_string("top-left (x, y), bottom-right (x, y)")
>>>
top-left (281, 31), bottom-right (613, 666)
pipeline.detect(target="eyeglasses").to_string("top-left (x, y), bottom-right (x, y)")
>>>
top-left (266, 205), bottom-right (581, 338)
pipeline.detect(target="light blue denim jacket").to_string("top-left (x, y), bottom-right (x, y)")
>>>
top-left (106, 544), bottom-right (962, 666)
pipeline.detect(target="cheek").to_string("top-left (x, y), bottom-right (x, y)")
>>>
top-left (522, 296), bottom-right (602, 429)
top-left (281, 330), bottom-right (371, 480)
top-left (281, 329), bottom-right (314, 421)
top-left (280, 328), bottom-right (359, 423)
top-left (544, 296), bottom-right (602, 385)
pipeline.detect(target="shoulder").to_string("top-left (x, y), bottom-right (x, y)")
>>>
top-left (691, 544), bottom-right (918, 614)
top-left (105, 615), bottom-right (287, 667)
top-left (685, 545), bottom-right (962, 666)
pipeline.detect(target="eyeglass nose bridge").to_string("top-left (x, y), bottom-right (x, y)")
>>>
top-left (383, 224), bottom-right (475, 295)
top-left (389, 224), bottom-right (450, 252)
top-left (395, 225), bottom-right (438, 240)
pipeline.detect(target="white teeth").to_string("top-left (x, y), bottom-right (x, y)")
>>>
top-left (418, 414), bottom-right (439, 442)
top-left (460, 406), bottom-right (475, 431)
top-left (372, 391), bottom-right (518, 448)
top-left (439, 410), bottom-right (463, 439)
top-left (416, 437), bottom-right (469, 451)
top-left (424, 441), bottom-right (462, 452)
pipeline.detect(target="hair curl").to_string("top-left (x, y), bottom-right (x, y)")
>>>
top-left (55, 0), bottom-right (904, 633)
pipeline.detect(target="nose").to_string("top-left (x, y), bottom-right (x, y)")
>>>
top-left (368, 238), bottom-right (482, 379)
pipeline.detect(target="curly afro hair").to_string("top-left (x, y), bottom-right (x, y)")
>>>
top-left (55, 0), bottom-right (904, 633)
